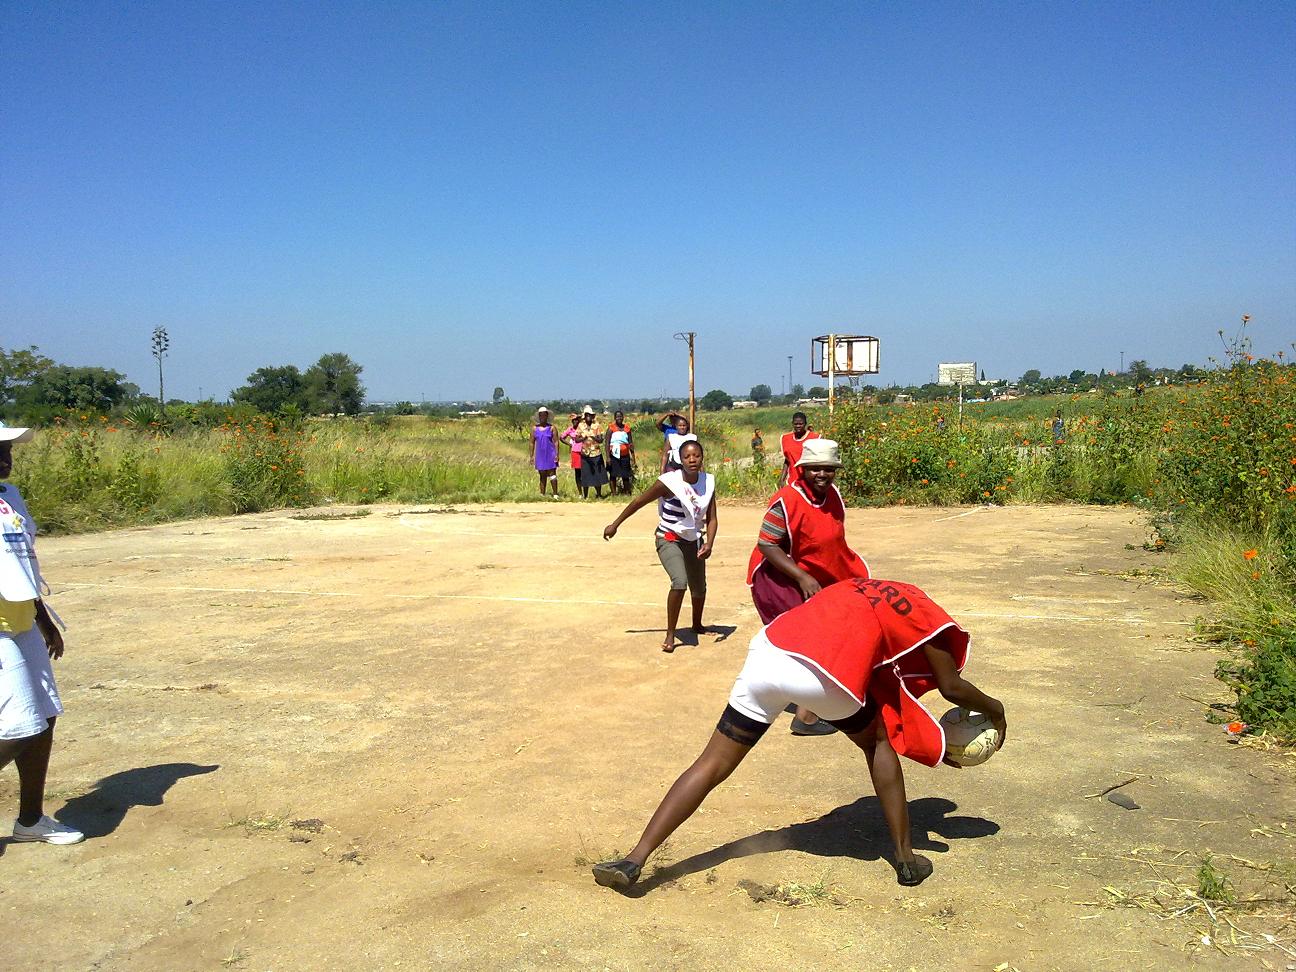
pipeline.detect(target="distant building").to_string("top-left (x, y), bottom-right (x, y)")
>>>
top-left (732, 400), bottom-right (759, 409)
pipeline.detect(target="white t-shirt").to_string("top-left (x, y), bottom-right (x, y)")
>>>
top-left (656, 470), bottom-right (714, 541)
top-left (665, 431), bottom-right (698, 466)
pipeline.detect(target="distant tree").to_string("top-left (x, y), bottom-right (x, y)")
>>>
top-left (749, 383), bottom-right (772, 404)
top-left (1020, 369), bottom-right (1042, 385)
top-left (393, 401), bottom-right (416, 416)
top-left (232, 365), bottom-right (309, 414)
top-left (20, 365), bottom-right (137, 412)
top-left (0, 345), bottom-right (54, 406)
top-left (790, 383), bottom-right (805, 399)
top-left (304, 353), bottom-right (365, 416)
top-left (980, 369), bottom-right (986, 382)
top-left (1129, 359), bottom-right (1153, 384)
top-left (1068, 369), bottom-right (1086, 382)
top-left (492, 386), bottom-right (505, 403)
top-left (151, 326), bottom-right (170, 410)
top-left (491, 399), bottom-right (532, 434)
top-left (700, 388), bottom-right (733, 411)
top-left (807, 386), bottom-right (828, 398)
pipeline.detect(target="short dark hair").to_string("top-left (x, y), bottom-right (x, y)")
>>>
top-left (792, 411), bottom-right (808, 423)
top-left (679, 439), bottom-right (704, 457)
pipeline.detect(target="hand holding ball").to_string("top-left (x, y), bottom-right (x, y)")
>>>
top-left (940, 707), bottom-right (1002, 767)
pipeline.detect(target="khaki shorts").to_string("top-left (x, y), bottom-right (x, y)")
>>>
top-left (655, 531), bottom-right (706, 594)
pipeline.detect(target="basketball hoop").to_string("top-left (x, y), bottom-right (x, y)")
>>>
top-left (810, 334), bottom-right (880, 412)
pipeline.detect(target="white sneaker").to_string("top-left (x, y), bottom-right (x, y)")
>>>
top-left (12, 815), bottom-right (85, 844)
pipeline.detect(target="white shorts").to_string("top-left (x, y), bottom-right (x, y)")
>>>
top-left (0, 625), bottom-right (63, 740)
top-left (727, 629), bottom-right (865, 725)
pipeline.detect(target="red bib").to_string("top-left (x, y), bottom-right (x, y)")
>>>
top-left (780, 430), bottom-right (819, 484)
top-left (764, 578), bottom-right (970, 767)
top-left (747, 483), bottom-right (869, 588)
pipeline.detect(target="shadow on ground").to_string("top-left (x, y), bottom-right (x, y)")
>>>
top-left (57, 762), bottom-right (220, 839)
top-left (623, 796), bottom-right (998, 896)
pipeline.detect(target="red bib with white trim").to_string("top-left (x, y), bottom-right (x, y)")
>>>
top-left (764, 578), bottom-right (970, 766)
top-left (746, 483), bottom-right (869, 588)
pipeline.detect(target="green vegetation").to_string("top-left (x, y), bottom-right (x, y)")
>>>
top-left (6, 330), bottom-right (1293, 738)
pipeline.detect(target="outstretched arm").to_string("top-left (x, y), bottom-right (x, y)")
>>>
top-left (922, 642), bottom-right (1007, 744)
top-left (604, 480), bottom-right (670, 540)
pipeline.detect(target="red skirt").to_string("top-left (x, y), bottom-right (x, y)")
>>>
top-left (750, 564), bottom-right (806, 625)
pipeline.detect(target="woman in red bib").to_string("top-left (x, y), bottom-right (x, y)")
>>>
top-left (592, 577), bottom-right (1006, 891)
top-left (749, 437), bottom-right (869, 735)
top-left (778, 411), bottom-right (819, 487)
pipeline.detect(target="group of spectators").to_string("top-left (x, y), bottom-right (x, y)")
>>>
top-left (529, 407), bottom-right (700, 500)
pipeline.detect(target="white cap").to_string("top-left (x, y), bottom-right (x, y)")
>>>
top-left (795, 438), bottom-right (843, 468)
top-left (581, 404), bottom-right (595, 415)
top-left (0, 422), bottom-right (35, 444)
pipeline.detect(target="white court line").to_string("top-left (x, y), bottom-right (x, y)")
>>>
top-left (954, 610), bottom-right (1192, 626)
top-left (56, 581), bottom-right (659, 608)
top-left (53, 581), bottom-right (1190, 624)
top-left (397, 515), bottom-right (621, 541)
top-left (933, 507), bottom-right (990, 523)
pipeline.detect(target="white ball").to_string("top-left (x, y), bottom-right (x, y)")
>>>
top-left (940, 707), bottom-right (1001, 767)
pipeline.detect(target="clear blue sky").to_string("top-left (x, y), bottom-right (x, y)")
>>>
top-left (3, 1), bottom-right (1293, 401)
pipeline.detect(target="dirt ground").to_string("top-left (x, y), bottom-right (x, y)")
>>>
top-left (3, 501), bottom-right (1293, 971)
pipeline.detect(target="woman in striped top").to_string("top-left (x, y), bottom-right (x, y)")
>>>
top-left (603, 440), bottom-right (718, 652)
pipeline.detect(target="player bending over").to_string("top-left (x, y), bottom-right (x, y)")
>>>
top-left (592, 577), bottom-right (1007, 890)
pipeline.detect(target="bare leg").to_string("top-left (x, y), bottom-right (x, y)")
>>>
top-left (845, 718), bottom-right (915, 863)
top-left (12, 718), bottom-right (55, 826)
top-left (624, 730), bottom-right (753, 867)
top-left (690, 591), bottom-right (707, 633)
top-left (795, 705), bottom-right (821, 724)
top-left (537, 471), bottom-right (547, 496)
top-left (663, 588), bottom-right (685, 651)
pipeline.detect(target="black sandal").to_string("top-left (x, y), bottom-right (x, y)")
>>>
top-left (592, 858), bottom-right (642, 891)
top-left (894, 854), bottom-right (933, 887)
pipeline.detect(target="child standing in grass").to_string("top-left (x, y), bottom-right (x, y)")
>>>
top-left (0, 422), bottom-right (83, 845)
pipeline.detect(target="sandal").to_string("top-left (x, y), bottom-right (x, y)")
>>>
top-left (893, 854), bottom-right (933, 887)
top-left (592, 858), bottom-right (642, 891)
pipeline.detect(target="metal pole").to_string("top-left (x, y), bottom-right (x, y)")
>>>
top-left (958, 383), bottom-right (964, 432)
top-left (827, 333), bottom-right (836, 414)
top-left (673, 331), bottom-right (696, 428)
top-left (787, 355), bottom-right (793, 399)
top-left (687, 333), bottom-right (696, 429)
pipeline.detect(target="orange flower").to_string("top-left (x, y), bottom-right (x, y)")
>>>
top-left (1243, 549), bottom-right (1258, 560)
top-left (1251, 571), bottom-right (1260, 580)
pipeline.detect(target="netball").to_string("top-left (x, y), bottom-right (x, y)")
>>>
top-left (940, 707), bottom-right (1002, 767)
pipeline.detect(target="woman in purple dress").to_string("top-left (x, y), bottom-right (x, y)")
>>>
top-left (529, 407), bottom-right (560, 498)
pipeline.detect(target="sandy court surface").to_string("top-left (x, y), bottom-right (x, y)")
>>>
top-left (2, 501), bottom-right (1292, 971)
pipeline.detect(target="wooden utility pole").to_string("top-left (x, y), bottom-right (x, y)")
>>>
top-left (674, 331), bottom-right (696, 427)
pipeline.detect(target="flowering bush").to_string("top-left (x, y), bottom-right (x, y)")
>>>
top-left (220, 416), bottom-right (314, 513)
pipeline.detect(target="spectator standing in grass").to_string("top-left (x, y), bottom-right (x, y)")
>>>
top-left (560, 414), bottom-right (585, 497)
top-left (778, 411), bottom-right (819, 487)
top-left (529, 407), bottom-right (560, 498)
top-left (606, 410), bottom-right (636, 495)
top-left (0, 422), bottom-right (83, 846)
top-left (1051, 412), bottom-right (1065, 443)
top-left (603, 440), bottom-right (717, 653)
top-left (748, 438), bottom-right (870, 736)
top-left (657, 410), bottom-right (698, 473)
top-left (750, 428), bottom-right (764, 463)
top-left (577, 406), bottom-right (609, 499)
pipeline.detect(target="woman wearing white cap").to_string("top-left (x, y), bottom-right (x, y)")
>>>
top-left (0, 423), bottom-right (83, 844)
top-left (746, 438), bottom-right (870, 736)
